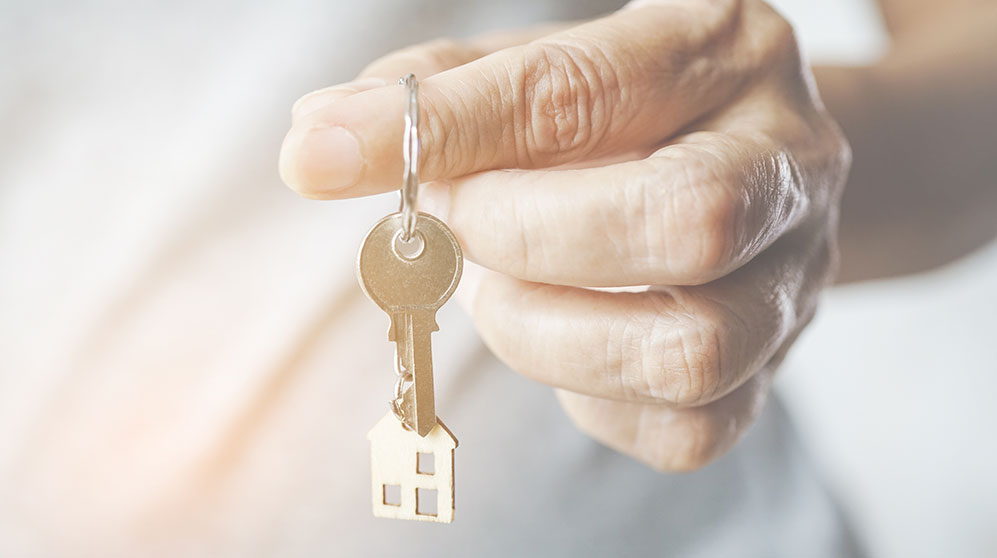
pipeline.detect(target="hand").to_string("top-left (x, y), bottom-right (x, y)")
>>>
top-left (279, 0), bottom-right (849, 471)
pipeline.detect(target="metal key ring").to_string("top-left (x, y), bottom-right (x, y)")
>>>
top-left (399, 74), bottom-right (420, 241)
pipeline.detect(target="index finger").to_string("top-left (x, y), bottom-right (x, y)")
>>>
top-left (279, 0), bottom-right (788, 198)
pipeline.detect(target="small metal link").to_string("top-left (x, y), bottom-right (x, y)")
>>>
top-left (390, 349), bottom-right (414, 430)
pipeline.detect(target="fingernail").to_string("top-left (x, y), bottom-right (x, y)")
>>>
top-left (292, 78), bottom-right (390, 121)
top-left (283, 125), bottom-right (364, 193)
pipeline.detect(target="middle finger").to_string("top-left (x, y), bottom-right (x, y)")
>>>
top-left (459, 225), bottom-right (830, 407)
top-left (422, 129), bottom-right (811, 287)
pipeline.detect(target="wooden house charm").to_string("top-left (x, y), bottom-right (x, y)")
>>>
top-left (367, 412), bottom-right (458, 523)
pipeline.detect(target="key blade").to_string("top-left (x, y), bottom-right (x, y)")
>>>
top-left (407, 312), bottom-right (438, 437)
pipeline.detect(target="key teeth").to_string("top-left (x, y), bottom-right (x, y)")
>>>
top-left (387, 313), bottom-right (403, 342)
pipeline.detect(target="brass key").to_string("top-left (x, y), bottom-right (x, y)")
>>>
top-left (357, 211), bottom-right (462, 436)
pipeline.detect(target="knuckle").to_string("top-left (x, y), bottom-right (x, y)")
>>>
top-left (643, 310), bottom-right (724, 406)
top-left (516, 41), bottom-right (612, 162)
top-left (691, 185), bottom-right (740, 276)
top-left (628, 146), bottom-right (745, 285)
top-left (662, 154), bottom-right (742, 283)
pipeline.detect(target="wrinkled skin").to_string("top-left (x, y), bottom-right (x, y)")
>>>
top-left (279, 0), bottom-right (850, 472)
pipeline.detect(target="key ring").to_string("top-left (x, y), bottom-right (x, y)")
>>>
top-left (399, 73), bottom-right (420, 242)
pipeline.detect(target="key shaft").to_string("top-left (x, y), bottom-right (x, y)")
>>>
top-left (396, 311), bottom-right (439, 435)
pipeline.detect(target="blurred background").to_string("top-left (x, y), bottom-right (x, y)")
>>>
top-left (780, 241), bottom-right (997, 557)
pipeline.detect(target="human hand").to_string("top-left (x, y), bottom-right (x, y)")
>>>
top-left (279, 0), bottom-right (849, 471)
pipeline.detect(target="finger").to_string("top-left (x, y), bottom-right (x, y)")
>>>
top-left (555, 365), bottom-right (773, 472)
top-left (459, 227), bottom-right (831, 407)
top-left (292, 40), bottom-right (487, 125)
top-left (422, 129), bottom-right (811, 287)
top-left (281, 26), bottom-right (573, 196)
top-left (280, 0), bottom-right (793, 198)
top-left (554, 311), bottom-right (809, 472)
top-left (291, 78), bottom-right (392, 125)
top-left (291, 24), bottom-right (577, 127)
top-left (356, 22), bottom-right (579, 81)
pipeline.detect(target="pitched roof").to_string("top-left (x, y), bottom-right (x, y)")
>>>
top-left (367, 412), bottom-right (458, 449)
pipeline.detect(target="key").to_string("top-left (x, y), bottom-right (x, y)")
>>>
top-left (357, 211), bottom-right (463, 437)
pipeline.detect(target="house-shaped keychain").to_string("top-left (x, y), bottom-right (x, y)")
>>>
top-left (367, 412), bottom-right (458, 523)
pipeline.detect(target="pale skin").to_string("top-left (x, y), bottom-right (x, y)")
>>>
top-left (279, 0), bottom-right (997, 471)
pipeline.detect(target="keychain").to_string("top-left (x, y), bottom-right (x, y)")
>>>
top-left (357, 74), bottom-right (461, 523)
